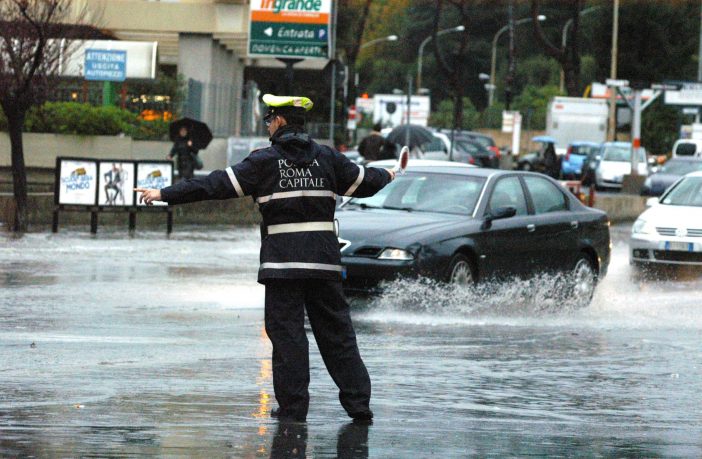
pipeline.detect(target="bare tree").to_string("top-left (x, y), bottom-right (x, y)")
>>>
top-left (0, 0), bottom-right (95, 232)
top-left (530, 0), bottom-right (583, 96)
top-left (432, 0), bottom-right (470, 142)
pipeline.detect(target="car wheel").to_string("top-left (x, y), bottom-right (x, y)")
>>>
top-left (570, 253), bottom-right (597, 308)
top-left (447, 254), bottom-right (475, 286)
top-left (520, 162), bottom-right (532, 171)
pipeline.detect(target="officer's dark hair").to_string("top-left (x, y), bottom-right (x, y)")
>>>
top-left (267, 106), bottom-right (306, 127)
top-left (280, 113), bottom-right (306, 127)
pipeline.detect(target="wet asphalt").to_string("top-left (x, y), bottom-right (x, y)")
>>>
top-left (1, 224), bottom-right (701, 457)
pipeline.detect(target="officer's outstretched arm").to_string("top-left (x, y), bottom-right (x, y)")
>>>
top-left (333, 150), bottom-right (393, 198)
top-left (146, 157), bottom-right (258, 205)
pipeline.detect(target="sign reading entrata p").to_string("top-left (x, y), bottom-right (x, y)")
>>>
top-left (248, 0), bottom-right (332, 60)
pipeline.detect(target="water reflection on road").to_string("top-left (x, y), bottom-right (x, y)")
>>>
top-left (1, 224), bottom-right (701, 457)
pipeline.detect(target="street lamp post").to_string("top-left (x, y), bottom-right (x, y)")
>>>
top-left (559, 6), bottom-right (602, 93)
top-left (416, 25), bottom-right (465, 94)
top-left (489, 15), bottom-right (545, 106)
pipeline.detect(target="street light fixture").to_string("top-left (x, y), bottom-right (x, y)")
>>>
top-left (416, 25), bottom-right (465, 94)
top-left (360, 34), bottom-right (399, 50)
top-left (488, 15), bottom-right (546, 106)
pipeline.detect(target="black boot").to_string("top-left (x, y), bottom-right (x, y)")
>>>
top-left (271, 407), bottom-right (306, 422)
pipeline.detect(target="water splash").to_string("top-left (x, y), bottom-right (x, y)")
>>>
top-left (364, 273), bottom-right (585, 318)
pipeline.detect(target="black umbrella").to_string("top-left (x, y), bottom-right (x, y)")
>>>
top-left (385, 124), bottom-right (434, 149)
top-left (169, 118), bottom-right (213, 150)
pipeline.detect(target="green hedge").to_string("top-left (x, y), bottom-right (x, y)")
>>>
top-left (0, 102), bottom-right (169, 140)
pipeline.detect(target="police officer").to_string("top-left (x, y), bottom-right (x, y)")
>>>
top-left (136, 94), bottom-right (395, 423)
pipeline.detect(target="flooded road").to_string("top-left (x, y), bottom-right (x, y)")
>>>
top-left (1, 225), bottom-right (701, 457)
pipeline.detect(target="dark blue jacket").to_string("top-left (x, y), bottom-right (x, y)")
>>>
top-left (160, 125), bottom-right (392, 283)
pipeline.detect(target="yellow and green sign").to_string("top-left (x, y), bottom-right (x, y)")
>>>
top-left (248, 0), bottom-right (331, 59)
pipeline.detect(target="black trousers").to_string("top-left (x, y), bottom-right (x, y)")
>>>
top-left (264, 279), bottom-right (372, 420)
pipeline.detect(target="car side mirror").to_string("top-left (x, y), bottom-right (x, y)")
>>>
top-left (646, 197), bottom-right (659, 207)
top-left (481, 206), bottom-right (517, 230)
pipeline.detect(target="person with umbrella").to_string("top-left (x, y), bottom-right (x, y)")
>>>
top-left (136, 94), bottom-right (400, 423)
top-left (167, 118), bottom-right (212, 180)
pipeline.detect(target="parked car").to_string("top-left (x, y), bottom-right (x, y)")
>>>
top-left (421, 137), bottom-right (476, 165)
top-left (630, 171), bottom-right (702, 267)
top-left (454, 138), bottom-right (499, 168)
top-left (672, 138), bottom-right (702, 158)
top-left (441, 129), bottom-right (501, 164)
top-left (640, 158), bottom-right (702, 196)
top-left (595, 142), bottom-right (649, 190)
top-left (337, 160), bottom-right (611, 308)
top-left (561, 141), bottom-right (601, 179)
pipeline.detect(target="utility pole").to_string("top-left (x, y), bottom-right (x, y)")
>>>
top-left (504, 0), bottom-right (515, 111)
top-left (607, 0), bottom-right (620, 141)
top-left (329, 0), bottom-right (338, 144)
top-left (697, 0), bottom-right (702, 121)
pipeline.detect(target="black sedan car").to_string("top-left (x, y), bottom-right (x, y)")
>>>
top-left (337, 160), bottom-right (611, 308)
top-left (640, 157), bottom-right (702, 196)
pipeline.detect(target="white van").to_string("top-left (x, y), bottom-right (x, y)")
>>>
top-left (672, 138), bottom-right (702, 158)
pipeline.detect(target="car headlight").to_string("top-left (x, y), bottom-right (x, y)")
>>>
top-left (643, 177), bottom-right (652, 187)
top-left (378, 248), bottom-right (414, 260)
top-left (632, 218), bottom-right (654, 235)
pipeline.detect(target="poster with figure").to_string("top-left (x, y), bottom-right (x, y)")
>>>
top-left (98, 161), bottom-right (135, 206)
top-left (55, 158), bottom-right (98, 205)
top-left (136, 162), bottom-right (173, 207)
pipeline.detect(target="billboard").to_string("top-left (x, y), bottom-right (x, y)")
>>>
top-left (98, 161), bottom-right (135, 206)
top-left (136, 162), bottom-right (173, 207)
top-left (372, 94), bottom-right (431, 128)
top-left (248, 0), bottom-right (331, 59)
top-left (55, 158), bottom-right (98, 205)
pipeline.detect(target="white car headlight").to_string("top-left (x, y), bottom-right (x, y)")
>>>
top-left (378, 248), bottom-right (414, 260)
top-left (632, 218), bottom-right (654, 235)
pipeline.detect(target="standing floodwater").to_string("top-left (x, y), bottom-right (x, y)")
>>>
top-left (1, 225), bottom-right (701, 457)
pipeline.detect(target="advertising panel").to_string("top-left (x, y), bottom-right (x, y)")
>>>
top-left (55, 158), bottom-right (98, 205)
top-left (98, 161), bottom-right (135, 206)
top-left (248, 0), bottom-right (332, 59)
top-left (136, 162), bottom-right (173, 207)
top-left (372, 94), bottom-right (431, 128)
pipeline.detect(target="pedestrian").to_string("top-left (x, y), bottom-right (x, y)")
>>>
top-left (136, 94), bottom-right (396, 423)
top-left (543, 142), bottom-right (560, 179)
top-left (358, 122), bottom-right (395, 162)
top-left (167, 126), bottom-right (199, 180)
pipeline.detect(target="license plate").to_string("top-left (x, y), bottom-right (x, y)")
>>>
top-left (665, 241), bottom-right (693, 252)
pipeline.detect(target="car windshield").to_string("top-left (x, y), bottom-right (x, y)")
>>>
top-left (572, 145), bottom-right (598, 156)
top-left (602, 145), bottom-right (645, 162)
top-left (421, 136), bottom-right (446, 152)
top-left (345, 172), bottom-right (485, 215)
top-left (661, 177), bottom-right (702, 207)
top-left (467, 136), bottom-right (493, 148)
top-left (455, 140), bottom-right (480, 154)
top-left (660, 160), bottom-right (702, 175)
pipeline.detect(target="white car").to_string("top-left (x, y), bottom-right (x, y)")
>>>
top-left (595, 142), bottom-right (648, 189)
top-left (630, 171), bottom-right (702, 266)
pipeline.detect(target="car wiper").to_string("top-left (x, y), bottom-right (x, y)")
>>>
top-left (346, 202), bottom-right (381, 210)
top-left (382, 205), bottom-right (413, 212)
